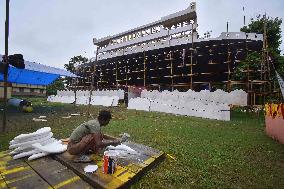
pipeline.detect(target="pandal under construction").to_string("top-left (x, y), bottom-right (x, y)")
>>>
top-left (75, 2), bottom-right (274, 105)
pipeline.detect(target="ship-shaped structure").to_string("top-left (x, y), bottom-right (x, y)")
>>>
top-left (77, 2), bottom-right (271, 105)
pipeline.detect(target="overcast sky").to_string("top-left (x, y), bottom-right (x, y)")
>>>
top-left (0, 0), bottom-right (283, 69)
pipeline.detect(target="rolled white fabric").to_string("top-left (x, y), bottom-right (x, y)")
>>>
top-left (13, 150), bottom-right (40, 160)
top-left (9, 133), bottom-right (53, 149)
top-left (28, 152), bottom-right (49, 161)
top-left (10, 138), bottom-right (56, 155)
top-left (32, 141), bottom-right (67, 154)
top-left (13, 127), bottom-right (51, 141)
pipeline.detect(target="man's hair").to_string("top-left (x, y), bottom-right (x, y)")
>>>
top-left (98, 110), bottom-right (112, 121)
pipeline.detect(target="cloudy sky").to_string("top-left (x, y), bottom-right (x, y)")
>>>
top-left (0, 0), bottom-right (283, 69)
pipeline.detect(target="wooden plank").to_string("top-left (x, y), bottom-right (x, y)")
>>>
top-left (125, 142), bottom-right (161, 158)
top-left (0, 151), bottom-right (92, 189)
top-left (55, 141), bottom-right (165, 189)
top-left (0, 141), bottom-right (165, 189)
top-left (0, 175), bottom-right (8, 189)
top-left (4, 169), bottom-right (51, 189)
top-left (0, 151), bottom-right (10, 159)
top-left (121, 151), bottom-right (165, 189)
top-left (0, 156), bottom-right (24, 173)
top-left (55, 152), bottom-right (125, 189)
top-left (26, 157), bottom-right (92, 189)
top-left (0, 151), bottom-right (51, 189)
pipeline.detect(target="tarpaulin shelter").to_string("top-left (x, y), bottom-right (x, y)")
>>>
top-left (0, 56), bottom-right (77, 86)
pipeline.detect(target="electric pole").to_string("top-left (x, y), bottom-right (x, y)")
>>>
top-left (2, 0), bottom-right (10, 132)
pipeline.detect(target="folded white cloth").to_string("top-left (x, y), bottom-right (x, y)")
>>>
top-left (106, 144), bottom-right (137, 158)
top-left (9, 127), bottom-right (67, 161)
top-left (84, 165), bottom-right (98, 173)
top-left (32, 141), bottom-right (67, 154)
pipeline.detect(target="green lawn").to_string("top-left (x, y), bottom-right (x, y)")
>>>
top-left (1, 97), bottom-right (284, 188)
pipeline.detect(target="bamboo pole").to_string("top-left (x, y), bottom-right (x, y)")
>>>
top-left (170, 51), bottom-right (174, 91)
top-left (74, 77), bottom-right (77, 106)
top-left (99, 65), bottom-right (102, 89)
top-left (116, 62), bottom-right (118, 88)
top-left (227, 21), bottom-right (229, 32)
top-left (227, 41), bottom-right (231, 92)
top-left (190, 22), bottom-right (194, 90)
top-left (87, 47), bottom-right (99, 116)
top-left (263, 14), bottom-right (268, 81)
top-left (264, 14), bottom-right (272, 94)
top-left (244, 33), bottom-right (251, 105)
top-left (125, 60), bottom-right (128, 86)
top-left (143, 51), bottom-right (146, 87)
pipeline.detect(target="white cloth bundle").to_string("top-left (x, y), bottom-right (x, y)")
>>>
top-left (106, 144), bottom-right (137, 158)
top-left (9, 127), bottom-right (67, 161)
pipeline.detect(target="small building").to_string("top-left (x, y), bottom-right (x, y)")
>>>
top-left (11, 83), bottom-right (46, 97)
top-left (0, 82), bottom-right (46, 98)
top-left (0, 82), bottom-right (12, 100)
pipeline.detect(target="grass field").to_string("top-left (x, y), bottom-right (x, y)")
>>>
top-left (1, 97), bottom-right (284, 188)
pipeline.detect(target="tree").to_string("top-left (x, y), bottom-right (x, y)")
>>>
top-left (233, 52), bottom-right (262, 81)
top-left (275, 54), bottom-right (284, 77)
top-left (64, 55), bottom-right (88, 73)
top-left (277, 56), bottom-right (284, 76)
top-left (234, 14), bottom-right (284, 80)
top-left (234, 14), bottom-right (284, 102)
top-left (64, 55), bottom-right (88, 87)
top-left (46, 78), bottom-right (65, 96)
top-left (241, 14), bottom-right (282, 55)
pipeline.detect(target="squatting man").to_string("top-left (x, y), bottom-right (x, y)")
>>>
top-left (67, 110), bottom-right (127, 157)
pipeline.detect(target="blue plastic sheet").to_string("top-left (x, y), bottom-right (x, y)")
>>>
top-left (0, 56), bottom-right (76, 86)
top-left (0, 66), bottom-right (60, 85)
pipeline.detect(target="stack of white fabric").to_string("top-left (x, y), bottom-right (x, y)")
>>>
top-left (9, 127), bottom-right (67, 161)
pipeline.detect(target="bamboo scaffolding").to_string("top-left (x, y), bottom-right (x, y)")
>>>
top-left (75, 20), bottom-right (272, 105)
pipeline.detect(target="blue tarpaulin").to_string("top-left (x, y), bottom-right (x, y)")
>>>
top-left (0, 56), bottom-right (77, 86)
